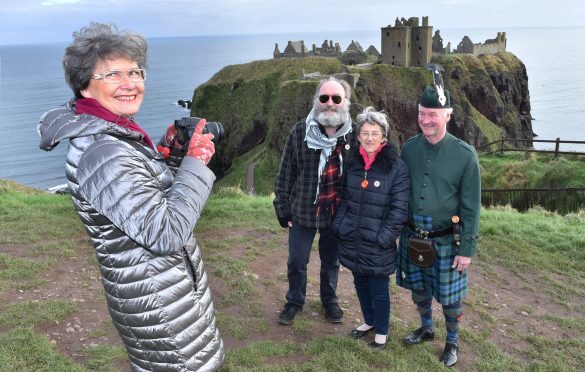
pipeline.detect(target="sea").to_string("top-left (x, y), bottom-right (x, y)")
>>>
top-left (1, 27), bottom-right (584, 190)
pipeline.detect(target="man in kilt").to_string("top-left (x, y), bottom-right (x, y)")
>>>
top-left (397, 68), bottom-right (481, 368)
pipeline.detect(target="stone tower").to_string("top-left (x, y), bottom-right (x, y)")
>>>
top-left (381, 16), bottom-right (433, 67)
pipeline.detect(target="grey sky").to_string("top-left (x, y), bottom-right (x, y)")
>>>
top-left (1, 0), bottom-right (583, 45)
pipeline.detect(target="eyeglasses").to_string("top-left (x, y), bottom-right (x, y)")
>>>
top-left (359, 131), bottom-right (383, 139)
top-left (318, 94), bottom-right (343, 104)
top-left (91, 68), bottom-right (147, 84)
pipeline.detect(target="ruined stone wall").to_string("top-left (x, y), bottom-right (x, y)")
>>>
top-left (473, 42), bottom-right (501, 55)
top-left (472, 32), bottom-right (507, 55)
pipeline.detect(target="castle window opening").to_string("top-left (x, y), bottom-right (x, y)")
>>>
top-left (398, 42), bottom-right (401, 48)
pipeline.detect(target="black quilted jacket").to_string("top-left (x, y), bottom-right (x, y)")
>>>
top-left (333, 143), bottom-right (410, 276)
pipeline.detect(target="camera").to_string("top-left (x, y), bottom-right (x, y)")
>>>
top-left (174, 117), bottom-right (225, 148)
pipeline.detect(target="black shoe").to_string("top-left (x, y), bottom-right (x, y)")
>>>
top-left (440, 342), bottom-right (458, 367)
top-left (278, 304), bottom-right (302, 325)
top-left (350, 326), bottom-right (374, 339)
top-left (367, 340), bottom-right (387, 349)
top-left (403, 327), bottom-right (435, 345)
top-left (324, 303), bottom-right (344, 323)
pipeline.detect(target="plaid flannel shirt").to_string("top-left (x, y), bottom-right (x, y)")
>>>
top-left (273, 120), bottom-right (353, 229)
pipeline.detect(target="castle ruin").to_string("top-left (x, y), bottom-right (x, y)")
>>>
top-left (274, 39), bottom-right (379, 60)
top-left (454, 32), bottom-right (507, 55)
top-left (274, 39), bottom-right (342, 59)
top-left (432, 30), bottom-right (451, 55)
top-left (380, 16), bottom-right (433, 67)
top-left (273, 17), bottom-right (507, 66)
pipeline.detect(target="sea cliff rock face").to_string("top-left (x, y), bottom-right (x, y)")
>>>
top-left (191, 53), bottom-right (532, 193)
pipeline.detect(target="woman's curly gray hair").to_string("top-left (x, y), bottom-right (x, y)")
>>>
top-left (63, 22), bottom-right (148, 98)
top-left (356, 106), bottom-right (390, 138)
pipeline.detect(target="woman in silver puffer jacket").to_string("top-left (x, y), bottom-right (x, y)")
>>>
top-left (37, 22), bottom-right (224, 371)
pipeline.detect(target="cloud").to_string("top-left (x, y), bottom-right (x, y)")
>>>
top-left (1, 0), bottom-right (584, 46)
top-left (41, 0), bottom-right (81, 6)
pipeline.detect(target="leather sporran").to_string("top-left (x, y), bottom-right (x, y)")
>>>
top-left (407, 237), bottom-right (437, 267)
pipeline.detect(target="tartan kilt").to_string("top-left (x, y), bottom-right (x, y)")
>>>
top-left (396, 216), bottom-right (468, 305)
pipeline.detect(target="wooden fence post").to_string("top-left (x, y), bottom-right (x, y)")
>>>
top-left (500, 136), bottom-right (505, 154)
top-left (555, 137), bottom-right (560, 158)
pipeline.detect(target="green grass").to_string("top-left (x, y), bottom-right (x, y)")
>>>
top-left (480, 152), bottom-right (585, 189)
top-left (206, 197), bottom-right (585, 371)
top-left (0, 253), bottom-right (50, 295)
top-left (0, 253), bottom-right (49, 281)
top-left (0, 328), bottom-right (84, 372)
top-left (470, 105), bottom-right (503, 144)
top-left (479, 153), bottom-right (585, 213)
top-left (196, 195), bottom-right (286, 341)
top-left (197, 187), bottom-right (282, 232)
top-left (0, 300), bottom-right (77, 328)
top-left (2, 180), bottom-right (585, 371)
top-left (0, 179), bottom-right (84, 244)
top-left (83, 345), bottom-right (128, 371)
top-left (479, 207), bottom-right (585, 278)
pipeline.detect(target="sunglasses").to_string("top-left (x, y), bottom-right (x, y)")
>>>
top-left (318, 94), bottom-right (343, 104)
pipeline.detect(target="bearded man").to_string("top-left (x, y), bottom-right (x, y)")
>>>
top-left (274, 76), bottom-right (354, 325)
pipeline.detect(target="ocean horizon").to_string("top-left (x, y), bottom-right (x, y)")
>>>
top-left (1, 27), bottom-right (584, 189)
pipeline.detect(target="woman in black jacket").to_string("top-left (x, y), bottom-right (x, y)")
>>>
top-left (333, 107), bottom-right (410, 349)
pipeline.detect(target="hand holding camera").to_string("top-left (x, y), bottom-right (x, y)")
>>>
top-left (186, 118), bottom-right (215, 165)
top-left (157, 116), bottom-right (224, 167)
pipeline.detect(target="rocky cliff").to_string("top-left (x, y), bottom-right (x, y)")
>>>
top-left (190, 53), bottom-right (532, 194)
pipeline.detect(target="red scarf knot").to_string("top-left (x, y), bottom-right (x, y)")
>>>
top-left (75, 98), bottom-right (155, 149)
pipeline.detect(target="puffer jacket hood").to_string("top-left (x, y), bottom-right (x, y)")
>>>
top-left (38, 100), bottom-right (148, 152)
top-left (333, 142), bottom-right (410, 277)
top-left (38, 101), bottom-right (224, 371)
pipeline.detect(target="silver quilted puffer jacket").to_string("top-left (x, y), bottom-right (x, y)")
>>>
top-left (38, 101), bottom-right (224, 371)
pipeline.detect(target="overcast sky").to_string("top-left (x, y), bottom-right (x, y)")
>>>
top-left (1, 0), bottom-right (584, 45)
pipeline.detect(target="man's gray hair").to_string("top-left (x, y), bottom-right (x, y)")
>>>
top-left (313, 76), bottom-right (352, 101)
top-left (418, 104), bottom-right (453, 117)
top-left (356, 106), bottom-right (390, 138)
top-left (63, 22), bottom-right (148, 99)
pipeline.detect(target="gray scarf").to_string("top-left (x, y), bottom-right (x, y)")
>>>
top-left (304, 108), bottom-right (352, 201)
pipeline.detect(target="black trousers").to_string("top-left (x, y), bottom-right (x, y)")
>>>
top-left (285, 223), bottom-right (340, 307)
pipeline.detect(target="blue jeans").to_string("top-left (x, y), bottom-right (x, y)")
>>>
top-left (353, 274), bottom-right (390, 335)
top-left (286, 223), bottom-right (340, 307)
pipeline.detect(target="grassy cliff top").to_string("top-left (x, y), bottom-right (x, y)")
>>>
top-left (202, 57), bottom-right (343, 86)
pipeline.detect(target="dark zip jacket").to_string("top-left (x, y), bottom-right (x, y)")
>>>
top-left (333, 143), bottom-right (410, 276)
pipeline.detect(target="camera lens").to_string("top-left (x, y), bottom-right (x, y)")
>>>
top-left (203, 121), bottom-right (224, 142)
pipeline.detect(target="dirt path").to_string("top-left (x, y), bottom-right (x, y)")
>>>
top-left (2, 228), bottom-right (581, 370)
top-left (246, 162), bottom-right (257, 195)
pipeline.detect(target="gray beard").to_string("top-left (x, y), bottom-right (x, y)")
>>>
top-left (315, 106), bottom-right (349, 128)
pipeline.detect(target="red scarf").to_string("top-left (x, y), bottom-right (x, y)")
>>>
top-left (359, 143), bottom-right (386, 170)
top-left (75, 98), bottom-right (155, 149)
top-left (315, 143), bottom-right (342, 217)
